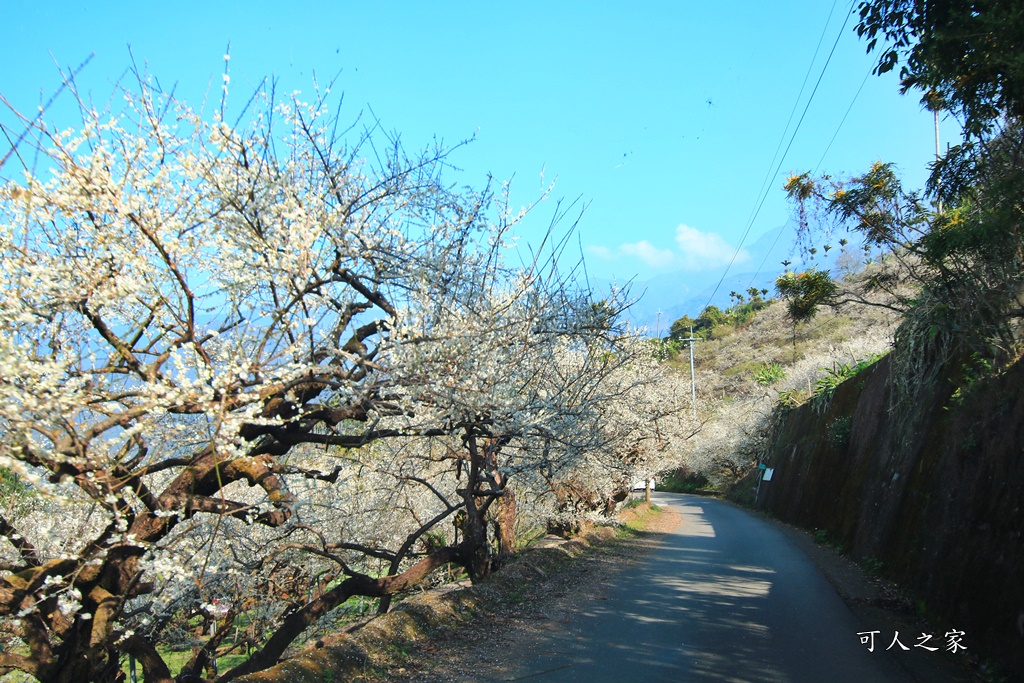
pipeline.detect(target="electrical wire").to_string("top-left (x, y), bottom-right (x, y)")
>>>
top-left (697, 1), bottom-right (856, 315)
top-left (813, 67), bottom-right (872, 174)
top-left (742, 64), bottom-right (873, 292)
top-left (742, 0), bottom-right (839, 238)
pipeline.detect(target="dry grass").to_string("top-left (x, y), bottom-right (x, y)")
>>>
top-left (666, 260), bottom-right (912, 481)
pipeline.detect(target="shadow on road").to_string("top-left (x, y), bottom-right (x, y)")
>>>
top-left (506, 495), bottom-right (910, 683)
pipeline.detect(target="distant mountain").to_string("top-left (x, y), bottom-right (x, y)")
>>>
top-left (591, 222), bottom-right (802, 336)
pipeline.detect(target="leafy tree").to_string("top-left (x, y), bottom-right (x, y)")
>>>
top-left (785, 1), bottom-right (1024, 409)
top-left (774, 269), bottom-right (839, 323)
top-left (668, 315), bottom-right (697, 341)
top-left (856, 0), bottom-right (1024, 141)
top-left (695, 305), bottom-right (726, 338)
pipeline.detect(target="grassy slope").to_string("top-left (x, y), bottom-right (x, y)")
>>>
top-left (664, 259), bottom-right (910, 484)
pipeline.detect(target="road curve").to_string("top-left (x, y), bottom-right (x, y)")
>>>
top-left (506, 492), bottom-right (911, 682)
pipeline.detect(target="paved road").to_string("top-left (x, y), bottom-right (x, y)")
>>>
top-left (507, 493), bottom-right (911, 682)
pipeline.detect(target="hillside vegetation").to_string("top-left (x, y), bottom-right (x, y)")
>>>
top-left (1, 1), bottom-right (1022, 681)
top-left (660, 256), bottom-right (911, 487)
top-left (657, 2), bottom-right (1024, 676)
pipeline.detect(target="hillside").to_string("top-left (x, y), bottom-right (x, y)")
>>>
top-left (660, 256), bottom-right (912, 485)
top-left (594, 221), bottom-right (801, 333)
top-left (656, 250), bottom-right (1024, 678)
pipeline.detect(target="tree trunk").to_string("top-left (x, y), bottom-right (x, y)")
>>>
top-left (458, 430), bottom-right (501, 582)
top-left (463, 497), bottom-right (492, 582)
top-left (603, 488), bottom-right (629, 516)
top-left (492, 489), bottom-right (517, 556)
top-left (453, 469), bottom-right (492, 582)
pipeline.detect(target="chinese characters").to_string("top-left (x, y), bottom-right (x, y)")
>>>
top-left (857, 630), bottom-right (966, 654)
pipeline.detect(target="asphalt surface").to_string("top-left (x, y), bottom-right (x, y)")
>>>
top-left (506, 492), bottom-right (912, 682)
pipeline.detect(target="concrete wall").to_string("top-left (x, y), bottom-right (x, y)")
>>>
top-left (757, 354), bottom-right (1024, 676)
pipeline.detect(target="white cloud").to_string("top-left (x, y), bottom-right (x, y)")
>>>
top-left (619, 240), bottom-right (676, 269)
top-left (586, 224), bottom-right (747, 273)
top-left (673, 224), bottom-right (749, 271)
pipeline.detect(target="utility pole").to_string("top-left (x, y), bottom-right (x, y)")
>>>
top-left (934, 108), bottom-right (943, 213)
top-left (680, 325), bottom-right (698, 420)
top-left (656, 309), bottom-right (662, 338)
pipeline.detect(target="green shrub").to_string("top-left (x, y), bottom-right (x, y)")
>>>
top-left (775, 269), bottom-right (838, 322)
top-left (753, 362), bottom-right (786, 386)
top-left (660, 468), bottom-right (711, 493)
top-left (777, 390), bottom-right (808, 408)
top-left (812, 353), bottom-right (886, 403)
top-left (827, 416), bottom-right (853, 448)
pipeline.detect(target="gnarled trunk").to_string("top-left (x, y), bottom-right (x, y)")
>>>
top-left (492, 488), bottom-right (517, 556)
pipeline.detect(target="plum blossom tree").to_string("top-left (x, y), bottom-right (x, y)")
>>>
top-left (0, 66), bottom-right (641, 683)
top-left (538, 341), bottom-right (703, 528)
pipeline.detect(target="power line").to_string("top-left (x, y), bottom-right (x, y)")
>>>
top-left (732, 0), bottom-right (840, 295)
top-left (743, 0), bottom-right (839, 235)
top-left (813, 67), bottom-right (872, 175)
top-left (698, 1), bottom-right (856, 315)
top-left (744, 65), bottom-right (872, 292)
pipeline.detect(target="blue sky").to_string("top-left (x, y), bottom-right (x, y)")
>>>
top-left (3, 1), bottom-right (945, 287)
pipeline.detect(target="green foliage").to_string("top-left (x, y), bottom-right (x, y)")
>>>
top-left (774, 269), bottom-right (838, 322)
top-left (788, 2), bottom-right (1024, 412)
top-left (668, 315), bottom-right (697, 341)
top-left (789, 149), bottom-right (1022, 414)
top-left (752, 362), bottom-right (786, 386)
top-left (617, 503), bottom-right (662, 537)
top-left (0, 468), bottom-right (31, 499)
top-left (420, 529), bottom-right (449, 553)
top-left (659, 468), bottom-right (711, 494)
top-left (948, 352), bottom-right (996, 407)
top-left (777, 389), bottom-right (809, 409)
top-left (650, 337), bottom-right (685, 361)
top-left (856, 0), bottom-right (1024, 141)
top-left (120, 650), bottom-right (247, 680)
top-left (672, 291), bottom-right (773, 343)
top-left (813, 354), bottom-right (886, 401)
top-left (811, 528), bottom-right (847, 555)
top-left (727, 293), bottom-right (771, 326)
top-left (0, 468), bottom-right (36, 518)
top-left (695, 305), bottom-right (726, 336)
top-left (809, 353), bottom-right (886, 415)
top-left (826, 162), bottom-right (929, 247)
top-left (827, 416), bottom-right (853, 448)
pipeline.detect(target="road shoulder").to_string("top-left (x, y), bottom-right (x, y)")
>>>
top-left (755, 505), bottom-right (980, 682)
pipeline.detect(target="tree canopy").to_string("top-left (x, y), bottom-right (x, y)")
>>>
top-left (856, 0), bottom-right (1024, 140)
top-left (0, 68), bottom-right (696, 682)
top-left (785, 1), bottom-right (1024, 402)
